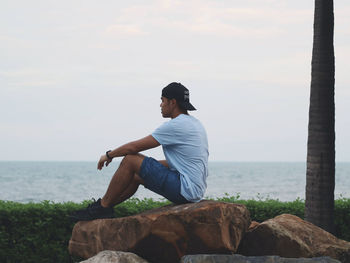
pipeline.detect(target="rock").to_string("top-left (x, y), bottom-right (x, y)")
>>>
top-left (80, 250), bottom-right (149, 263)
top-left (247, 221), bottom-right (259, 231)
top-left (237, 214), bottom-right (350, 263)
top-left (69, 200), bottom-right (250, 263)
top-left (181, 254), bottom-right (341, 263)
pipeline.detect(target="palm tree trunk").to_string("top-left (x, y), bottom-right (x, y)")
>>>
top-left (305, 0), bottom-right (335, 233)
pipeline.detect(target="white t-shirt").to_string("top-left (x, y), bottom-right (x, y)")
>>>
top-left (152, 114), bottom-right (209, 202)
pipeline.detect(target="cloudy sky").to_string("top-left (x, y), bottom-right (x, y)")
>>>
top-left (1, 0), bottom-right (349, 162)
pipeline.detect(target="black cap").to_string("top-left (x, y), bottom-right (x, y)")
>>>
top-left (162, 82), bottom-right (196, 111)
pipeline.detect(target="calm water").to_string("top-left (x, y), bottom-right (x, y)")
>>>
top-left (0, 161), bottom-right (349, 203)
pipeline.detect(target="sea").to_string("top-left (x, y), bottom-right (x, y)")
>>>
top-left (0, 161), bottom-right (349, 203)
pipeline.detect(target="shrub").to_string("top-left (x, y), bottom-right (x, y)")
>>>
top-left (215, 195), bottom-right (305, 222)
top-left (334, 197), bottom-right (350, 241)
top-left (0, 198), bottom-right (168, 263)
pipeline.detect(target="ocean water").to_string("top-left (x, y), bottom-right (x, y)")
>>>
top-left (0, 161), bottom-right (349, 203)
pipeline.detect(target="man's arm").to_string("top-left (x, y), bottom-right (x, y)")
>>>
top-left (98, 135), bottom-right (160, 170)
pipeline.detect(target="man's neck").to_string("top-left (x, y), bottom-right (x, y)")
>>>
top-left (171, 109), bottom-right (188, 119)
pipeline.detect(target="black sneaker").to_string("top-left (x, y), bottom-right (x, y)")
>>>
top-left (69, 198), bottom-right (115, 221)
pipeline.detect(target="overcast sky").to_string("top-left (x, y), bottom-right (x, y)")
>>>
top-left (1, 0), bottom-right (349, 162)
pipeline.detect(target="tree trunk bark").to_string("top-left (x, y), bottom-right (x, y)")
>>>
top-left (305, 0), bottom-right (335, 233)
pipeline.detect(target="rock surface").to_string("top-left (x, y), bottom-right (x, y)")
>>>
top-left (247, 221), bottom-right (259, 231)
top-left (237, 214), bottom-right (350, 263)
top-left (181, 254), bottom-right (341, 263)
top-left (69, 200), bottom-right (250, 263)
top-left (80, 250), bottom-right (149, 263)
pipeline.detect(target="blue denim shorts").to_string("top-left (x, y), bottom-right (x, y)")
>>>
top-left (139, 157), bottom-right (189, 204)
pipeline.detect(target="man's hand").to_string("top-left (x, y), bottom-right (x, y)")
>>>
top-left (97, 154), bottom-right (112, 170)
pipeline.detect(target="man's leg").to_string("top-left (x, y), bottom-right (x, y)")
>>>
top-left (101, 154), bottom-right (145, 208)
top-left (69, 154), bottom-right (146, 221)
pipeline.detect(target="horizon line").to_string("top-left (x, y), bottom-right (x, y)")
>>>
top-left (0, 160), bottom-right (349, 163)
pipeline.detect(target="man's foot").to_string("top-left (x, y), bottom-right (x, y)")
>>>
top-left (69, 198), bottom-right (115, 221)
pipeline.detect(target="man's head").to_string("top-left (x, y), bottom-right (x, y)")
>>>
top-left (161, 82), bottom-right (196, 110)
top-left (160, 82), bottom-right (196, 118)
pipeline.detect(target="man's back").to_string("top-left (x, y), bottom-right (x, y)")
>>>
top-left (152, 114), bottom-right (209, 202)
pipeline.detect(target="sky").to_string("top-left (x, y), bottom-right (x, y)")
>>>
top-left (1, 0), bottom-right (349, 162)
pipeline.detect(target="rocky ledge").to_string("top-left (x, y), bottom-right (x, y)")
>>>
top-left (81, 251), bottom-right (341, 263)
top-left (69, 201), bottom-right (350, 263)
top-left (237, 214), bottom-right (350, 263)
top-left (181, 254), bottom-right (341, 263)
top-left (69, 200), bottom-right (251, 263)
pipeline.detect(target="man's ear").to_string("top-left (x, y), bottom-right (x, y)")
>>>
top-left (170, 98), bottom-right (177, 107)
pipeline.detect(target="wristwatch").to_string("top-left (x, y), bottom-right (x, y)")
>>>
top-left (106, 150), bottom-right (112, 160)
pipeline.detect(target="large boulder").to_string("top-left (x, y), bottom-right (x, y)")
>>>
top-left (181, 254), bottom-right (341, 263)
top-left (80, 250), bottom-right (149, 263)
top-left (69, 200), bottom-right (250, 263)
top-left (237, 214), bottom-right (350, 263)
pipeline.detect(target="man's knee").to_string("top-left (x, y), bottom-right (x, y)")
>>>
top-left (120, 154), bottom-right (145, 172)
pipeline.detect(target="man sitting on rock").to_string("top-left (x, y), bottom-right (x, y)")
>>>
top-left (70, 82), bottom-right (209, 221)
